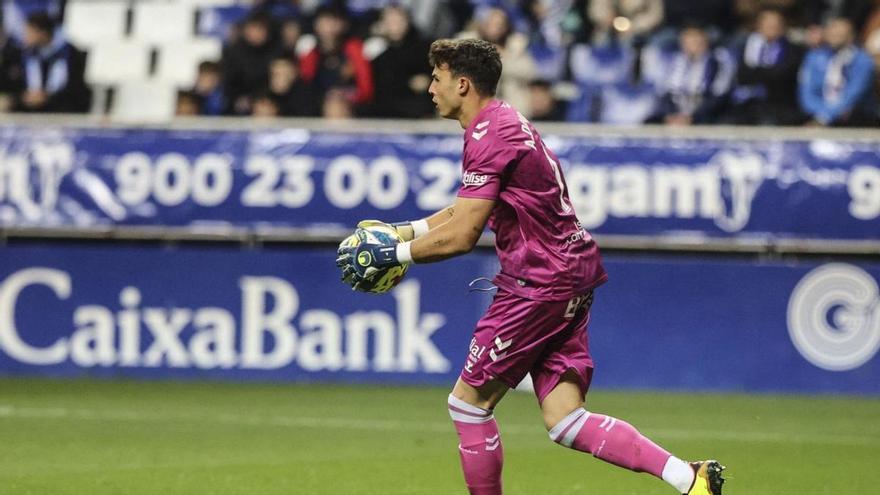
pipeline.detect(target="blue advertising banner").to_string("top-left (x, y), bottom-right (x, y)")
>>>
top-left (0, 124), bottom-right (878, 240)
top-left (1, 243), bottom-right (878, 394)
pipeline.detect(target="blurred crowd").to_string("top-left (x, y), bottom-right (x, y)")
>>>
top-left (2, 0), bottom-right (880, 127)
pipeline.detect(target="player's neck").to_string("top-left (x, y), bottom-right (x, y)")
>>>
top-left (457, 96), bottom-right (495, 129)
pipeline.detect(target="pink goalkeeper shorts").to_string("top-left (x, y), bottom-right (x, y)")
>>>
top-left (459, 289), bottom-right (595, 403)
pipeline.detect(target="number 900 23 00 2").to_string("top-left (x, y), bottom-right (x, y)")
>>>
top-left (114, 152), bottom-right (461, 211)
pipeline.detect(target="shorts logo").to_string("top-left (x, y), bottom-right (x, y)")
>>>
top-left (787, 263), bottom-right (880, 371)
top-left (465, 337), bottom-right (485, 373)
top-left (489, 337), bottom-right (513, 362)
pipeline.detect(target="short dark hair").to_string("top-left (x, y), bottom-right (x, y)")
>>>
top-left (428, 38), bottom-right (502, 97)
top-left (26, 12), bottom-right (55, 36)
top-left (198, 61), bottom-right (221, 74)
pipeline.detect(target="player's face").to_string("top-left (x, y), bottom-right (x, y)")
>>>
top-left (428, 65), bottom-right (461, 120)
top-left (825, 20), bottom-right (853, 49)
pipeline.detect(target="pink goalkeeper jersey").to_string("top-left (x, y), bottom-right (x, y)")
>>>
top-left (458, 100), bottom-right (607, 301)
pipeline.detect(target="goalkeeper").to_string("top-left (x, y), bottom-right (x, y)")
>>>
top-left (336, 38), bottom-right (725, 495)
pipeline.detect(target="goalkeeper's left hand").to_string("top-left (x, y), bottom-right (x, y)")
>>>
top-left (336, 228), bottom-right (402, 290)
top-left (357, 219), bottom-right (415, 241)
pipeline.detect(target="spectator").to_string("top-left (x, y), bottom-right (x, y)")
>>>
top-left (528, 80), bottom-right (565, 121)
top-left (221, 11), bottom-right (279, 115)
top-left (733, 0), bottom-right (826, 30)
top-left (589, 0), bottom-right (664, 46)
top-left (647, 24), bottom-right (735, 125)
top-left (299, 7), bottom-right (374, 106)
top-left (367, 5), bottom-right (434, 118)
top-left (193, 61), bottom-right (226, 116)
top-left (799, 17), bottom-right (877, 126)
top-left (251, 91), bottom-right (281, 117)
top-left (653, 0), bottom-right (735, 50)
top-left (0, 25), bottom-right (24, 112)
top-left (322, 86), bottom-right (354, 119)
top-left (267, 56), bottom-right (320, 116)
top-left (525, 1), bottom-right (587, 81)
top-left (14, 12), bottom-right (90, 113)
top-left (175, 90), bottom-right (202, 116)
top-left (279, 18), bottom-right (303, 58)
top-left (726, 8), bottom-right (806, 125)
top-left (460, 6), bottom-right (536, 115)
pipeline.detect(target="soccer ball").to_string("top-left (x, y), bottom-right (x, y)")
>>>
top-left (340, 224), bottom-right (409, 294)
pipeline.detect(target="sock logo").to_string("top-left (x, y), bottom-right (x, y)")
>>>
top-left (788, 263), bottom-right (880, 371)
top-left (485, 434), bottom-right (500, 451)
top-left (598, 416), bottom-right (617, 432)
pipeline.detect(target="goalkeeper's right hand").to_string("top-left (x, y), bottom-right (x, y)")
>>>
top-left (356, 219), bottom-right (415, 241)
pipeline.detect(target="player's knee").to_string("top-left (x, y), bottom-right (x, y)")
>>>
top-left (447, 394), bottom-right (493, 423)
top-left (547, 407), bottom-right (589, 446)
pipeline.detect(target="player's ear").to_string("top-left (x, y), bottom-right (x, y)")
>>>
top-left (457, 77), bottom-right (469, 96)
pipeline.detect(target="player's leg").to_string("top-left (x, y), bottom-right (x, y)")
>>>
top-left (541, 373), bottom-right (696, 492)
top-left (448, 377), bottom-right (509, 495)
top-left (449, 289), bottom-right (557, 495)
top-left (535, 295), bottom-right (724, 494)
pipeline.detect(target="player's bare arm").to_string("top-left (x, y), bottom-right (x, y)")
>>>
top-left (378, 205), bottom-right (455, 241)
top-left (409, 197), bottom-right (493, 263)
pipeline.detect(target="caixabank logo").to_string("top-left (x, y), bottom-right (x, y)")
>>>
top-left (787, 263), bottom-right (880, 371)
top-left (0, 268), bottom-right (451, 375)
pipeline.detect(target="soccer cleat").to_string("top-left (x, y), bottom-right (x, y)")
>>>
top-left (685, 460), bottom-right (725, 495)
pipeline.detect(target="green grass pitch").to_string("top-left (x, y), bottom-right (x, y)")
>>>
top-left (1, 378), bottom-right (878, 494)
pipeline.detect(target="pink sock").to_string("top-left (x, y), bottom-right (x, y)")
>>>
top-left (549, 408), bottom-right (670, 477)
top-left (448, 394), bottom-right (503, 495)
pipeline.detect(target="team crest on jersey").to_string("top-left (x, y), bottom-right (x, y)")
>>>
top-left (471, 120), bottom-right (490, 140)
top-left (462, 172), bottom-right (489, 187)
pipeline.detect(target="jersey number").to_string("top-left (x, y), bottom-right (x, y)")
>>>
top-left (542, 143), bottom-right (571, 213)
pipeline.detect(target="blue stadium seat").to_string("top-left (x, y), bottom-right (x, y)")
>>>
top-left (196, 4), bottom-right (250, 41)
top-left (599, 83), bottom-right (658, 125)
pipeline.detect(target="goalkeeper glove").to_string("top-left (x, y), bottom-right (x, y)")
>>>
top-left (336, 228), bottom-right (402, 290)
top-left (357, 219), bottom-right (414, 242)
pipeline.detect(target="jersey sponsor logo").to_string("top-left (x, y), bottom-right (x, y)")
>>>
top-left (471, 121), bottom-right (490, 140)
top-left (564, 221), bottom-right (589, 245)
top-left (787, 263), bottom-right (880, 371)
top-left (462, 172), bottom-right (489, 187)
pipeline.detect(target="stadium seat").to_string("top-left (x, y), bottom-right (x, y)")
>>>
top-left (599, 83), bottom-right (658, 125)
top-left (132, 1), bottom-right (196, 43)
top-left (569, 43), bottom-right (635, 86)
top-left (155, 38), bottom-right (222, 87)
top-left (195, 4), bottom-right (249, 40)
top-left (640, 45), bottom-right (676, 89)
top-left (111, 81), bottom-right (176, 122)
top-left (565, 83), bottom-right (600, 123)
top-left (85, 41), bottom-right (151, 86)
top-left (63, 0), bottom-right (129, 48)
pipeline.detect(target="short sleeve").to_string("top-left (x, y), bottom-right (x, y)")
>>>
top-left (457, 135), bottom-right (518, 201)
